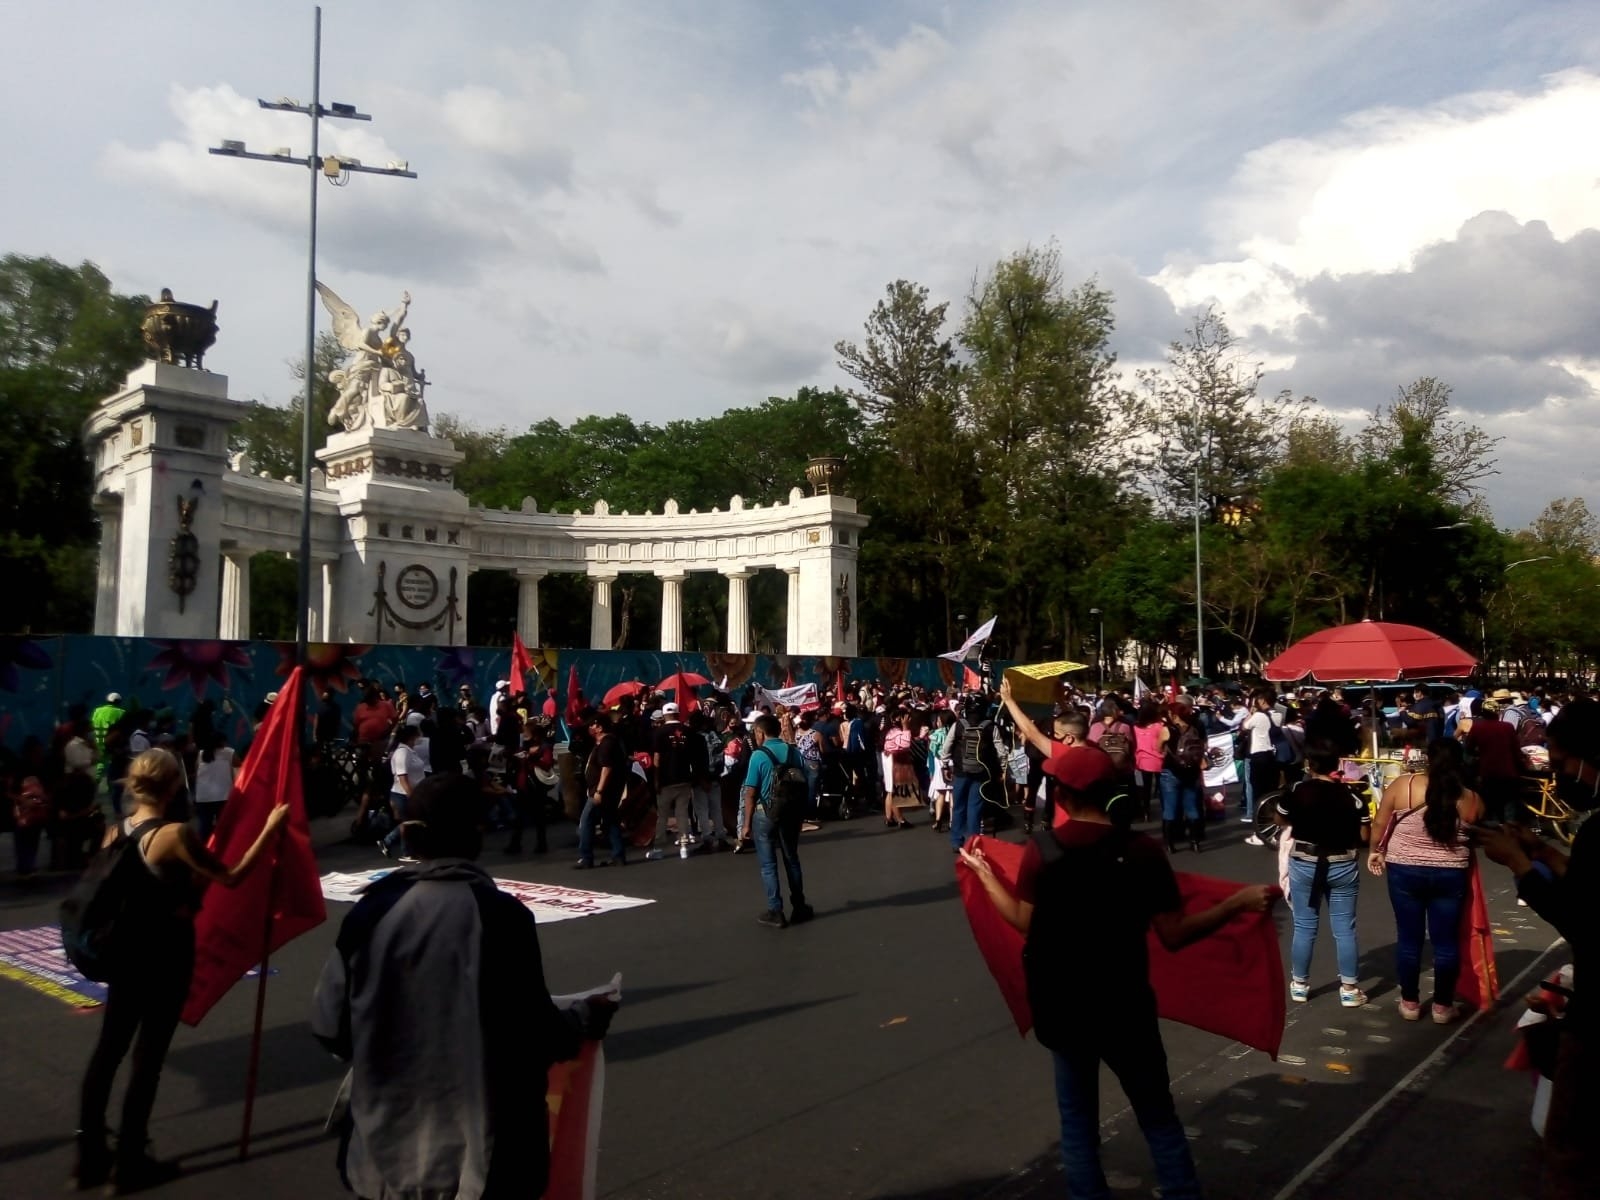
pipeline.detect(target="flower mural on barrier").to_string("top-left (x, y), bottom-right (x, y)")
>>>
top-left (146, 639), bottom-right (253, 699)
top-left (0, 637), bottom-right (52, 693)
top-left (434, 646), bottom-right (477, 690)
top-left (275, 642), bottom-right (370, 694)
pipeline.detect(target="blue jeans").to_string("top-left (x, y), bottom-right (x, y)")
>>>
top-left (382, 790), bottom-right (408, 855)
top-left (1386, 862), bottom-right (1468, 1004)
top-left (1051, 1015), bottom-right (1201, 1200)
top-left (1158, 770), bottom-right (1201, 822)
top-left (1289, 856), bottom-right (1361, 984)
top-left (577, 795), bottom-right (626, 865)
top-left (754, 806), bottom-right (804, 913)
top-left (950, 775), bottom-right (985, 850)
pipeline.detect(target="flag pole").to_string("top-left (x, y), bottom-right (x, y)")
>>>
top-left (237, 839), bottom-right (280, 1160)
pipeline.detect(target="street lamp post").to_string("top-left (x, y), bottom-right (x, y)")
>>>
top-left (1090, 607), bottom-right (1104, 694)
top-left (1193, 395), bottom-right (1205, 679)
top-left (208, 5), bottom-right (416, 664)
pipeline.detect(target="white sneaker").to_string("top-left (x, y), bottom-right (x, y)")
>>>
top-left (1244, 834), bottom-right (1265, 846)
top-left (1240, 815), bottom-right (1253, 823)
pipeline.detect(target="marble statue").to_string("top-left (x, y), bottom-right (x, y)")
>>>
top-left (315, 282), bottom-right (430, 433)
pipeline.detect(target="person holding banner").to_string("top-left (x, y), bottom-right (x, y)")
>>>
top-left (75, 748), bottom-right (288, 1192)
top-left (312, 773), bottom-right (615, 1200)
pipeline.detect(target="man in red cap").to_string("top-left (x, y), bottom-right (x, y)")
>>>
top-left (963, 715), bottom-right (1273, 1200)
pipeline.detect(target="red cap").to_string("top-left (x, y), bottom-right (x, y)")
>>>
top-left (1042, 744), bottom-right (1118, 794)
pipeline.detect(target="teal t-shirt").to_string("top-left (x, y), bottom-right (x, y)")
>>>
top-left (743, 740), bottom-right (798, 804)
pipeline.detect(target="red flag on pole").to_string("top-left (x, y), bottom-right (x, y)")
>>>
top-left (963, 666), bottom-right (982, 692)
top-left (564, 664), bottom-right (584, 726)
top-left (955, 835), bottom-right (1286, 1057)
top-left (510, 632), bottom-right (535, 698)
top-left (836, 666), bottom-right (848, 706)
top-left (182, 666), bottom-right (326, 1026)
top-left (784, 665), bottom-right (795, 689)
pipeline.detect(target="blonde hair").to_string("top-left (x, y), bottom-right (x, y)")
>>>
top-left (126, 747), bottom-right (183, 807)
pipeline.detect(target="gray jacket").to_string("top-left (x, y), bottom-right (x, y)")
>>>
top-left (311, 859), bottom-right (582, 1200)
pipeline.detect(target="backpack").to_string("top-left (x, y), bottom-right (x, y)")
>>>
top-left (1517, 716), bottom-right (1547, 749)
top-left (1269, 719), bottom-right (1296, 764)
top-left (1172, 724), bottom-right (1207, 771)
top-left (958, 720), bottom-right (989, 776)
top-left (59, 818), bottom-right (167, 982)
top-left (702, 731), bottom-right (724, 779)
top-left (1097, 724), bottom-right (1134, 774)
top-left (1022, 826), bottom-right (1147, 1049)
top-left (757, 745), bottom-right (809, 824)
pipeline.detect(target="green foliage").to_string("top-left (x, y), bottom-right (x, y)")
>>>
top-left (0, 255), bottom-right (147, 633)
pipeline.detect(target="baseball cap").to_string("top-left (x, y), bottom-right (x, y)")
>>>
top-left (263, 691), bottom-right (279, 705)
top-left (1042, 744), bottom-right (1118, 795)
top-left (107, 692), bottom-right (123, 705)
top-left (662, 702), bottom-right (680, 716)
top-left (495, 679), bottom-right (510, 690)
top-left (404, 710), bottom-right (426, 727)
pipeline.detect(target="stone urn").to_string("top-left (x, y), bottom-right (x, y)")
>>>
top-left (141, 288), bottom-right (219, 369)
top-left (805, 455), bottom-right (847, 496)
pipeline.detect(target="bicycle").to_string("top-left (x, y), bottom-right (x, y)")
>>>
top-left (1251, 776), bottom-right (1377, 849)
top-left (1522, 774), bottom-right (1579, 846)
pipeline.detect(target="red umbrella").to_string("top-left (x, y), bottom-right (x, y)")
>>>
top-left (1264, 620), bottom-right (1477, 684)
top-left (602, 680), bottom-right (647, 706)
top-left (655, 672), bottom-right (711, 692)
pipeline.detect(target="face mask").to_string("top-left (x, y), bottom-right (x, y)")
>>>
top-left (1554, 762), bottom-right (1600, 812)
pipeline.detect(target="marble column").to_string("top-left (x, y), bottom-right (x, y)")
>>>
top-left (219, 551), bottom-right (251, 641)
top-left (517, 568), bottom-right (546, 647)
top-left (783, 567), bottom-right (801, 655)
top-left (93, 502), bottom-right (122, 636)
top-left (658, 571), bottom-right (687, 652)
top-left (589, 570), bottom-right (617, 650)
top-left (722, 568), bottom-right (753, 654)
top-left (308, 557), bottom-right (336, 643)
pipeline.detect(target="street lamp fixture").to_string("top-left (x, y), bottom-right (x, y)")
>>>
top-left (1505, 556), bottom-right (1553, 572)
top-left (207, 5), bottom-right (416, 664)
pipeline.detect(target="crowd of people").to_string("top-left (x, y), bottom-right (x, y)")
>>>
top-left (4, 668), bottom-right (1594, 1197)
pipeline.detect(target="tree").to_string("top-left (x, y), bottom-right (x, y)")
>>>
top-left (1139, 307), bottom-right (1305, 522)
top-left (1527, 498), bottom-right (1599, 558)
top-left (230, 331), bottom-right (343, 479)
top-left (834, 280), bottom-right (959, 423)
top-left (1359, 377), bottom-right (1499, 501)
top-left (0, 255), bottom-right (147, 633)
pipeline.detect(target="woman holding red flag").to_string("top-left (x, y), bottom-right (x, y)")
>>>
top-left (74, 748), bottom-right (288, 1192)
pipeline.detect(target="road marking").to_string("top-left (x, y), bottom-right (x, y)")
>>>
top-left (1367, 1035), bottom-right (1392, 1044)
top-left (1226, 1113), bottom-right (1263, 1126)
top-left (1324, 1062), bottom-right (1352, 1074)
top-left (1226, 1088), bottom-right (1259, 1101)
top-left (1268, 937), bottom-right (1566, 1200)
top-left (1277, 1097), bottom-right (1310, 1109)
top-left (1321, 1027), bottom-right (1346, 1036)
top-left (1278, 1054), bottom-right (1307, 1066)
top-left (1318, 1046), bottom-right (1349, 1055)
top-left (1222, 1139), bottom-right (1258, 1153)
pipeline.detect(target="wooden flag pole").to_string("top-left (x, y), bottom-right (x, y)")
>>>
top-left (237, 850), bottom-right (279, 1161)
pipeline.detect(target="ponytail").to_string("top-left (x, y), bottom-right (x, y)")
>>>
top-left (1422, 738), bottom-right (1467, 846)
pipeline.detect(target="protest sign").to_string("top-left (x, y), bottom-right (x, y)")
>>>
top-left (319, 871), bottom-right (654, 924)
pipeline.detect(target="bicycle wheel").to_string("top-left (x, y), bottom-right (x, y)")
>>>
top-left (1253, 791), bottom-right (1286, 847)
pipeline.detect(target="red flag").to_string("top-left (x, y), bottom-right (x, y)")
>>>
top-left (1455, 854), bottom-right (1499, 1011)
top-left (672, 672), bottom-right (696, 712)
top-left (963, 666), bottom-right (982, 692)
top-left (564, 664), bottom-right (584, 726)
top-left (510, 632), bottom-right (535, 698)
top-left (784, 665), bottom-right (795, 689)
top-left (836, 666), bottom-right (848, 705)
top-left (956, 835), bottom-right (1286, 1057)
top-left (183, 667), bottom-right (326, 1025)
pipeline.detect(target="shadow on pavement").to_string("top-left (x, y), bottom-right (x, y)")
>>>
top-left (838, 883), bottom-right (959, 915)
top-left (166, 1021), bottom-right (345, 1108)
top-left (605, 995), bottom-right (851, 1063)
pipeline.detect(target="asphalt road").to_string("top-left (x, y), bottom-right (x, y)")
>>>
top-left (0, 806), bottom-right (1563, 1199)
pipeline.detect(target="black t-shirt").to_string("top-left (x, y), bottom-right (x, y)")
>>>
top-left (1281, 777), bottom-right (1370, 851)
top-left (1404, 698), bottom-right (1444, 743)
top-left (585, 733), bottom-right (629, 803)
top-left (653, 722), bottom-right (706, 786)
top-left (813, 717), bottom-right (840, 754)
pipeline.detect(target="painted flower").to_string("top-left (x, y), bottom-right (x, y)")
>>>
top-left (147, 639), bottom-right (253, 700)
top-left (434, 647), bottom-right (476, 689)
top-left (0, 637), bottom-right (52, 693)
top-left (275, 642), bottom-right (370, 694)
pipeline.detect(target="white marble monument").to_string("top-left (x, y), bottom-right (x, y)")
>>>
top-left (85, 286), bottom-right (867, 652)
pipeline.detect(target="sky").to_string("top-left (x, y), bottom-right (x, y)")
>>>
top-left (5, 0), bottom-right (1600, 528)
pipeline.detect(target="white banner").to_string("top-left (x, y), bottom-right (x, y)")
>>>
top-left (319, 871), bottom-right (655, 924)
top-left (755, 682), bottom-right (819, 709)
top-left (939, 615), bottom-right (997, 662)
top-left (1202, 732), bottom-right (1240, 791)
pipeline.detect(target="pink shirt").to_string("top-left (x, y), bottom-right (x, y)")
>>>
top-left (1133, 723), bottom-right (1165, 773)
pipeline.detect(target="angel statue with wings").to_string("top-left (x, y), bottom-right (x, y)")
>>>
top-left (315, 282), bottom-right (430, 433)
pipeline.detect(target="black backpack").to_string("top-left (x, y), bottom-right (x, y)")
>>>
top-left (1022, 826), bottom-right (1149, 1049)
top-left (59, 818), bottom-right (167, 982)
top-left (957, 720), bottom-right (990, 776)
top-left (1172, 724), bottom-right (1207, 771)
top-left (757, 745), bottom-right (809, 824)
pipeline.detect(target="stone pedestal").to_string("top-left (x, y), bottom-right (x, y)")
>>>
top-left (316, 426), bottom-right (471, 645)
top-left (83, 361), bottom-right (247, 639)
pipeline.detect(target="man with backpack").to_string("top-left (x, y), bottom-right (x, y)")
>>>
top-left (652, 703), bottom-right (708, 855)
top-left (943, 693), bottom-right (1002, 852)
top-left (740, 714), bottom-right (814, 929)
top-left (961, 747), bottom-right (1274, 1200)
